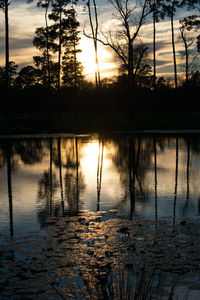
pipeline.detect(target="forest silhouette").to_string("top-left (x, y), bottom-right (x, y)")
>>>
top-left (0, 0), bottom-right (200, 131)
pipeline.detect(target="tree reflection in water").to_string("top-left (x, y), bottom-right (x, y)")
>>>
top-left (1, 135), bottom-right (200, 235)
top-left (173, 137), bottom-right (179, 225)
top-left (37, 139), bottom-right (59, 227)
top-left (97, 140), bottom-right (104, 212)
top-left (64, 137), bottom-right (85, 216)
top-left (110, 136), bottom-right (153, 218)
top-left (6, 140), bottom-right (14, 238)
top-left (154, 137), bottom-right (158, 226)
top-left (37, 137), bottom-right (86, 225)
top-left (1, 135), bottom-right (200, 298)
top-left (57, 138), bottom-right (64, 216)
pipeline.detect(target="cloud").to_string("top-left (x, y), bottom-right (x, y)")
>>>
top-left (0, 0), bottom-right (197, 78)
top-left (0, 37), bottom-right (33, 52)
top-left (156, 63), bottom-right (186, 76)
top-left (0, 1), bottom-right (44, 66)
top-left (148, 58), bottom-right (172, 67)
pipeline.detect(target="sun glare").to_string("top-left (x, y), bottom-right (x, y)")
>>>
top-left (78, 38), bottom-right (117, 79)
top-left (81, 141), bottom-right (110, 172)
top-left (83, 142), bottom-right (102, 162)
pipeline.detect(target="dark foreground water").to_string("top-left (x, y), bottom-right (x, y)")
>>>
top-left (1, 133), bottom-right (200, 299)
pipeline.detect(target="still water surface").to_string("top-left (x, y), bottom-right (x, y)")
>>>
top-left (1, 133), bottom-right (200, 238)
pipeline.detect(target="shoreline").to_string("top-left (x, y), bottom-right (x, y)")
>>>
top-left (1, 111), bottom-right (200, 135)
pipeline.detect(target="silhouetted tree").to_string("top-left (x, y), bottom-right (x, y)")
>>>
top-left (84, 0), bottom-right (101, 90)
top-left (91, 0), bottom-right (153, 86)
top-left (48, 0), bottom-right (78, 89)
top-left (62, 8), bottom-right (84, 89)
top-left (32, 0), bottom-right (55, 87)
top-left (38, 0), bottom-right (53, 86)
top-left (134, 62), bottom-right (153, 89)
top-left (179, 15), bottom-right (200, 83)
top-left (163, 0), bottom-right (184, 89)
top-left (156, 76), bottom-right (167, 88)
top-left (118, 43), bottom-right (152, 82)
top-left (15, 66), bottom-right (41, 88)
top-left (0, 0), bottom-right (10, 88)
top-left (0, 61), bottom-right (18, 87)
top-left (33, 54), bottom-right (58, 87)
top-left (163, 0), bottom-right (199, 89)
top-left (151, 0), bottom-right (165, 90)
top-left (33, 5), bottom-right (60, 88)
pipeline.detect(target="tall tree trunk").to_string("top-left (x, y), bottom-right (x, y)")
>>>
top-left (153, 0), bottom-right (156, 90)
top-left (128, 42), bottom-right (134, 85)
top-left (180, 29), bottom-right (190, 85)
top-left (58, 6), bottom-right (62, 90)
top-left (171, 2), bottom-right (178, 89)
top-left (45, 6), bottom-right (51, 88)
top-left (5, 0), bottom-right (9, 89)
top-left (71, 0), bottom-right (78, 92)
top-left (93, 0), bottom-right (101, 89)
top-left (73, 36), bottom-right (78, 92)
top-left (184, 37), bottom-right (189, 84)
top-left (87, 0), bottom-right (101, 91)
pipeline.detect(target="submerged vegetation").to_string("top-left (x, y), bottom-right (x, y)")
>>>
top-left (1, 134), bottom-right (200, 298)
top-left (1, 213), bottom-right (200, 299)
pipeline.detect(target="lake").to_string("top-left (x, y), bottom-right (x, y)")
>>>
top-left (1, 132), bottom-right (200, 299)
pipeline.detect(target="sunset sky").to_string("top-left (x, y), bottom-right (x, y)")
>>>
top-left (0, 0), bottom-right (199, 80)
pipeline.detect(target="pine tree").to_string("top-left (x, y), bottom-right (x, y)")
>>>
top-left (33, 24), bottom-right (58, 87)
top-left (62, 8), bottom-right (84, 89)
top-left (48, 0), bottom-right (78, 89)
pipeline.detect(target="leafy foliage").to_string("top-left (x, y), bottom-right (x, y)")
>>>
top-left (0, 62), bottom-right (18, 87)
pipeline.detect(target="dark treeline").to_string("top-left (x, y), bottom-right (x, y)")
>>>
top-left (0, 74), bottom-right (200, 114)
top-left (0, 0), bottom-right (200, 116)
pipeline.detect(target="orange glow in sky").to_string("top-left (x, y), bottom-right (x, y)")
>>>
top-left (78, 38), bottom-right (118, 79)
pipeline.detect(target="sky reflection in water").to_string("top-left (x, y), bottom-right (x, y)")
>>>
top-left (1, 134), bottom-right (200, 238)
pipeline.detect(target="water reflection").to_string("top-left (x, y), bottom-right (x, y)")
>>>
top-left (97, 140), bottom-right (104, 211)
top-left (1, 134), bottom-right (200, 236)
top-left (154, 137), bottom-right (158, 226)
top-left (6, 140), bottom-right (14, 237)
top-left (173, 137), bottom-right (179, 225)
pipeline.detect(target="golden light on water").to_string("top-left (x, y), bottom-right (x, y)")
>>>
top-left (82, 141), bottom-right (107, 168)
